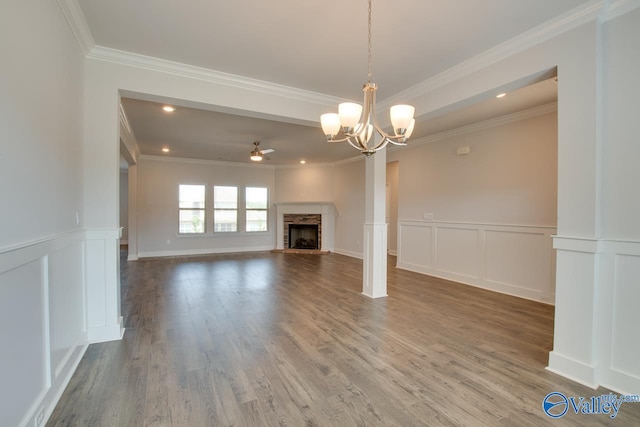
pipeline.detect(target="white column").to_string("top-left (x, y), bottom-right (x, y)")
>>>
top-left (547, 20), bottom-right (602, 387)
top-left (84, 67), bottom-right (124, 343)
top-left (362, 141), bottom-right (388, 298)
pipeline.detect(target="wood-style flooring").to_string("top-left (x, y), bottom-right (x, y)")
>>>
top-left (47, 251), bottom-right (640, 426)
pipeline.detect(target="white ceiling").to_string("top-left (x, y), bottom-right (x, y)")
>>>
top-left (76, 0), bottom-right (577, 165)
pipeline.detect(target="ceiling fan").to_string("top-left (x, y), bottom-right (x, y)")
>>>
top-left (250, 141), bottom-right (274, 161)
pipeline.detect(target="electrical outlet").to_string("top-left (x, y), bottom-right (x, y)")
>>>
top-left (35, 408), bottom-right (44, 426)
top-left (166, 239), bottom-right (171, 245)
top-left (423, 212), bottom-right (434, 220)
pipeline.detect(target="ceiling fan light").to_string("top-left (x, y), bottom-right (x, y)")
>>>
top-left (320, 113), bottom-right (341, 138)
top-left (250, 150), bottom-right (263, 161)
top-left (338, 102), bottom-right (363, 132)
top-left (390, 104), bottom-right (415, 134)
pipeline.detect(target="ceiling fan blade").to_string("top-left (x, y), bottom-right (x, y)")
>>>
top-left (260, 149), bottom-right (275, 154)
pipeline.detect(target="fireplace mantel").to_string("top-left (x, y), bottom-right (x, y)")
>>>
top-left (275, 202), bottom-right (335, 252)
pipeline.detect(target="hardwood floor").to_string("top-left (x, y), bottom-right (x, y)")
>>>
top-left (48, 251), bottom-right (640, 426)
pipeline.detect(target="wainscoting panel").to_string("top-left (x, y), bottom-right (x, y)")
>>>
top-left (397, 221), bottom-right (556, 303)
top-left (397, 223), bottom-right (433, 270)
top-left (49, 242), bottom-right (86, 378)
top-left (0, 231), bottom-right (88, 427)
top-left (550, 238), bottom-right (640, 395)
top-left (485, 229), bottom-right (554, 301)
top-left (606, 241), bottom-right (640, 393)
top-left (86, 228), bottom-right (124, 343)
top-left (0, 259), bottom-right (48, 427)
top-left (612, 254), bottom-right (640, 375)
top-left (436, 226), bottom-right (480, 280)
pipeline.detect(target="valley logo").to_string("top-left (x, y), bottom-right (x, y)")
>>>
top-left (542, 391), bottom-right (640, 419)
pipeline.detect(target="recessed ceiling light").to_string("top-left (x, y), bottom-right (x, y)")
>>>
top-left (300, 160), bottom-right (306, 164)
top-left (162, 106), bottom-right (175, 112)
top-left (162, 147), bottom-right (170, 153)
top-left (496, 93), bottom-right (507, 98)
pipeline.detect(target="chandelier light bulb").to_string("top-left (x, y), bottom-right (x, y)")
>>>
top-left (321, 113), bottom-right (341, 138)
top-left (338, 102), bottom-right (363, 132)
top-left (390, 104), bottom-right (415, 135)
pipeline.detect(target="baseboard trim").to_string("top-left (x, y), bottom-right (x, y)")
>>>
top-left (333, 248), bottom-right (363, 259)
top-left (88, 318), bottom-right (125, 343)
top-left (547, 351), bottom-right (597, 389)
top-left (138, 246), bottom-right (275, 259)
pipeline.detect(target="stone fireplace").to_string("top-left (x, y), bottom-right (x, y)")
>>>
top-left (275, 202), bottom-right (335, 253)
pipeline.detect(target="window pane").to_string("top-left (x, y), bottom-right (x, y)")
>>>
top-left (179, 210), bottom-right (205, 233)
top-left (179, 185), bottom-right (205, 209)
top-left (214, 209), bottom-right (237, 232)
top-left (246, 210), bottom-right (267, 232)
top-left (214, 186), bottom-right (237, 209)
top-left (246, 187), bottom-right (268, 209)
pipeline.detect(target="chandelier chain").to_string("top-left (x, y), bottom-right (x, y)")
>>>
top-left (367, 0), bottom-right (373, 83)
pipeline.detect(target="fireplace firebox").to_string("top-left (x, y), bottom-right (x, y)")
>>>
top-left (288, 224), bottom-right (319, 250)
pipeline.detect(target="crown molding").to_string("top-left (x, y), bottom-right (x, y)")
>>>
top-left (139, 154), bottom-right (277, 169)
top-left (118, 103), bottom-right (133, 136)
top-left (56, 0), bottom-right (95, 55)
top-left (381, 1), bottom-right (604, 109)
top-left (603, 0), bottom-right (640, 20)
top-left (87, 46), bottom-right (342, 108)
top-left (119, 103), bottom-right (141, 160)
top-left (388, 102), bottom-right (557, 154)
top-left (275, 161), bottom-right (342, 170)
top-left (139, 153), bottom-right (362, 169)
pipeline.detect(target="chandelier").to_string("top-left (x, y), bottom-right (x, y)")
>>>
top-left (320, 0), bottom-right (415, 157)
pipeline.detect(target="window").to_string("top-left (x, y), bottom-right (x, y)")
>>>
top-left (179, 184), bottom-right (205, 233)
top-left (214, 186), bottom-right (237, 232)
top-left (246, 187), bottom-right (268, 232)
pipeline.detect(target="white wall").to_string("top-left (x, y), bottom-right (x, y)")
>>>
top-left (389, 111), bottom-right (558, 226)
top-left (332, 160), bottom-right (366, 258)
top-left (386, 161), bottom-right (399, 254)
top-left (137, 156), bottom-right (276, 257)
top-left (0, 2), bottom-right (87, 426)
top-left (0, 5), bottom-right (84, 246)
top-left (274, 164), bottom-right (335, 202)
